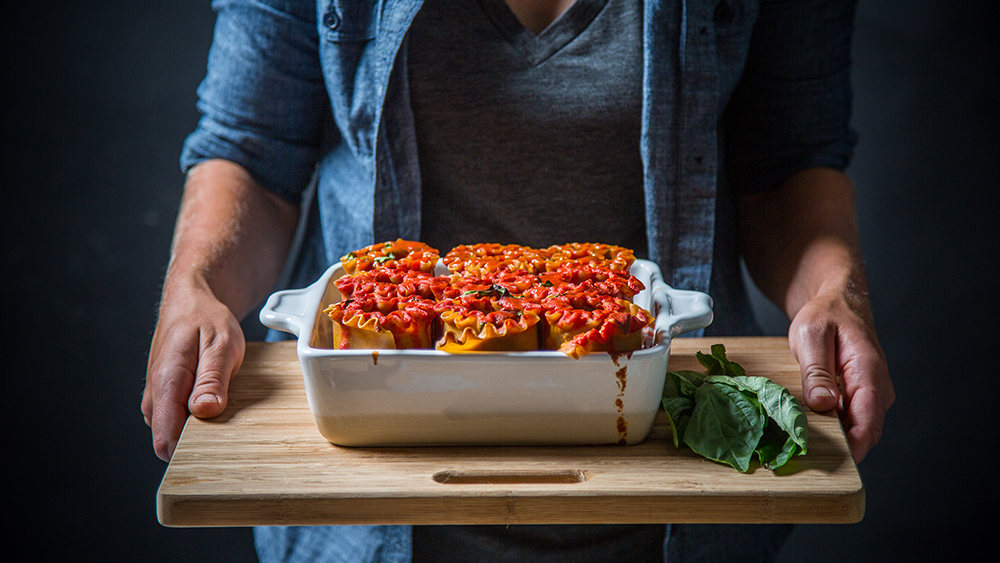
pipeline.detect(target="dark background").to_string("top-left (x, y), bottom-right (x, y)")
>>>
top-left (7, 1), bottom-right (995, 560)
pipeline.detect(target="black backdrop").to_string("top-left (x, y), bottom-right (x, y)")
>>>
top-left (7, 1), bottom-right (995, 560)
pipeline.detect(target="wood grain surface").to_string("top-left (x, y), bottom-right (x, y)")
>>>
top-left (156, 337), bottom-right (863, 527)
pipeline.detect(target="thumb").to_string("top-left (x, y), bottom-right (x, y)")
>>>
top-left (789, 320), bottom-right (842, 414)
top-left (188, 326), bottom-right (245, 419)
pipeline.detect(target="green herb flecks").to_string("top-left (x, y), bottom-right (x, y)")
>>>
top-left (460, 284), bottom-right (515, 299)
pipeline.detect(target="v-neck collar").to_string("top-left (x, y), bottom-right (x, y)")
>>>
top-left (477, 0), bottom-right (611, 65)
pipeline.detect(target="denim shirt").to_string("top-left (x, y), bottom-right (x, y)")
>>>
top-left (181, 0), bottom-right (857, 338)
top-left (180, 0), bottom-right (856, 560)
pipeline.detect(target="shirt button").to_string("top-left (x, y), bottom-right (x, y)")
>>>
top-left (323, 8), bottom-right (341, 31)
top-left (714, 2), bottom-right (735, 26)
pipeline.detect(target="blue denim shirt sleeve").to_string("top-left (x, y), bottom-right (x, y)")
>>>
top-left (722, 0), bottom-right (859, 193)
top-left (179, 0), bottom-right (328, 203)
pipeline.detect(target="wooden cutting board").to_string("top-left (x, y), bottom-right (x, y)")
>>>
top-left (156, 337), bottom-right (863, 527)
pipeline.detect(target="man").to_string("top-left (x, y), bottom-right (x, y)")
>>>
top-left (144, 0), bottom-right (893, 560)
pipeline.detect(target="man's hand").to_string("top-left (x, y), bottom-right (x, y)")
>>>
top-left (788, 286), bottom-right (893, 464)
top-left (142, 277), bottom-right (246, 461)
top-left (142, 160), bottom-right (298, 461)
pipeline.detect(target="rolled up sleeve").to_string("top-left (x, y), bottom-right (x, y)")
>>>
top-left (723, 0), bottom-right (859, 193)
top-left (180, 0), bottom-right (327, 203)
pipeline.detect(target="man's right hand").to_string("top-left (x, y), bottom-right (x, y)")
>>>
top-left (142, 277), bottom-right (246, 461)
top-left (141, 159), bottom-right (299, 461)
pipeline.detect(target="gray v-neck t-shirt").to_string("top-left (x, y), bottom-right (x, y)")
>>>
top-left (410, 0), bottom-right (647, 257)
top-left (409, 2), bottom-right (662, 560)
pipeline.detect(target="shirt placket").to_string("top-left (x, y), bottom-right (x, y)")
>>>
top-left (373, 0), bottom-right (425, 244)
top-left (642, 0), bottom-right (718, 300)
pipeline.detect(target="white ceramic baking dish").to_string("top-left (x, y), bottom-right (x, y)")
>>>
top-left (259, 259), bottom-right (712, 446)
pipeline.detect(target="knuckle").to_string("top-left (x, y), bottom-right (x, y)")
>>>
top-left (202, 333), bottom-right (231, 356)
top-left (802, 366), bottom-right (836, 386)
top-left (202, 325), bottom-right (246, 359)
top-left (792, 315), bottom-right (833, 343)
top-left (865, 385), bottom-right (893, 412)
top-left (193, 368), bottom-right (227, 390)
top-left (156, 373), bottom-right (192, 399)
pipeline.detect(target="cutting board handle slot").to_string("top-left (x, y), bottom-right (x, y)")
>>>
top-left (432, 469), bottom-right (590, 485)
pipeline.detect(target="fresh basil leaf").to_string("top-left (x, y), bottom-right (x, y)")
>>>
top-left (706, 375), bottom-right (808, 469)
top-left (683, 381), bottom-right (765, 473)
top-left (755, 421), bottom-right (803, 470)
top-left (703, 375), bottom-right (758, 401)
top-left (696, 344), bottom-right (746, 376)
top-left (710, 376), bottom-right (808, 456)
top-left (664, 370), bottom-right (705, 399)
top-left (373, 252), bottom-right (396, 264)
top-left (694, 351), bottom-right (717, 373)
top-left (661, 396), bottom-right (695, 447)
top-left (754, 420), bottom-right (783, 468)
top-left (662, 346), bottom-right (808, 472)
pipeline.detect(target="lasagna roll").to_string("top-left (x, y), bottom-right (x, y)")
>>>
top-left (476, 269), bottom-right (543, 296)
top-left (335, 268), bottom-right (446, 302)
top-left (323, 295), bottom-right (438, 350)
top-left (434, 291), bottom-right (543, 353)
top-left (340, 239), bottom-right (440, 276)
top-left (541, 293), bottom-right (653, 359)
top-left (545, 242), bottom-right (635, 272)
top-left (527, 264), bottom-right (646, 302)
top-left (443, 243), bottom-right (552, 276)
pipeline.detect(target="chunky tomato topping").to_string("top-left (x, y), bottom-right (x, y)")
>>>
top-left (326, 240), bottom-right (652, 355)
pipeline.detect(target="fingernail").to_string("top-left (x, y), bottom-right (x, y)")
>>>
top-left (194, 393), bottom-right (220, 405)
top-left (809, 387), bottom-right (834, 401)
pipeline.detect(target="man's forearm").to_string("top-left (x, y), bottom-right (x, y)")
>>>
top-left (737, 167), bottom-right (870, 322)
top-left (163, 159), bottom-right (300, 320)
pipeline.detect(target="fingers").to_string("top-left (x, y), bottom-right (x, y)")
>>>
top-left (789, 311), bottom-right (842, 414)
top-left (145, 324), bottom-right (200, 461)
top-left (141, 378), bottom-right (153, 427)
top-left (842, 386), bottom-right (884, 464)
top-left (789, 298), bottom-right (893, 464)
top-left (840, 348), bottom-right (894, 464)
top-left (143, 311), bottom-right (245, 462)
top-left (150, 365), bottom-right (197, 461)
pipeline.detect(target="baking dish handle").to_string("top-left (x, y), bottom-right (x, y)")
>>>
top-left (259, 286), bottom-right (313, 338)
top-left (650, 284), bottom-right (714, 339)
